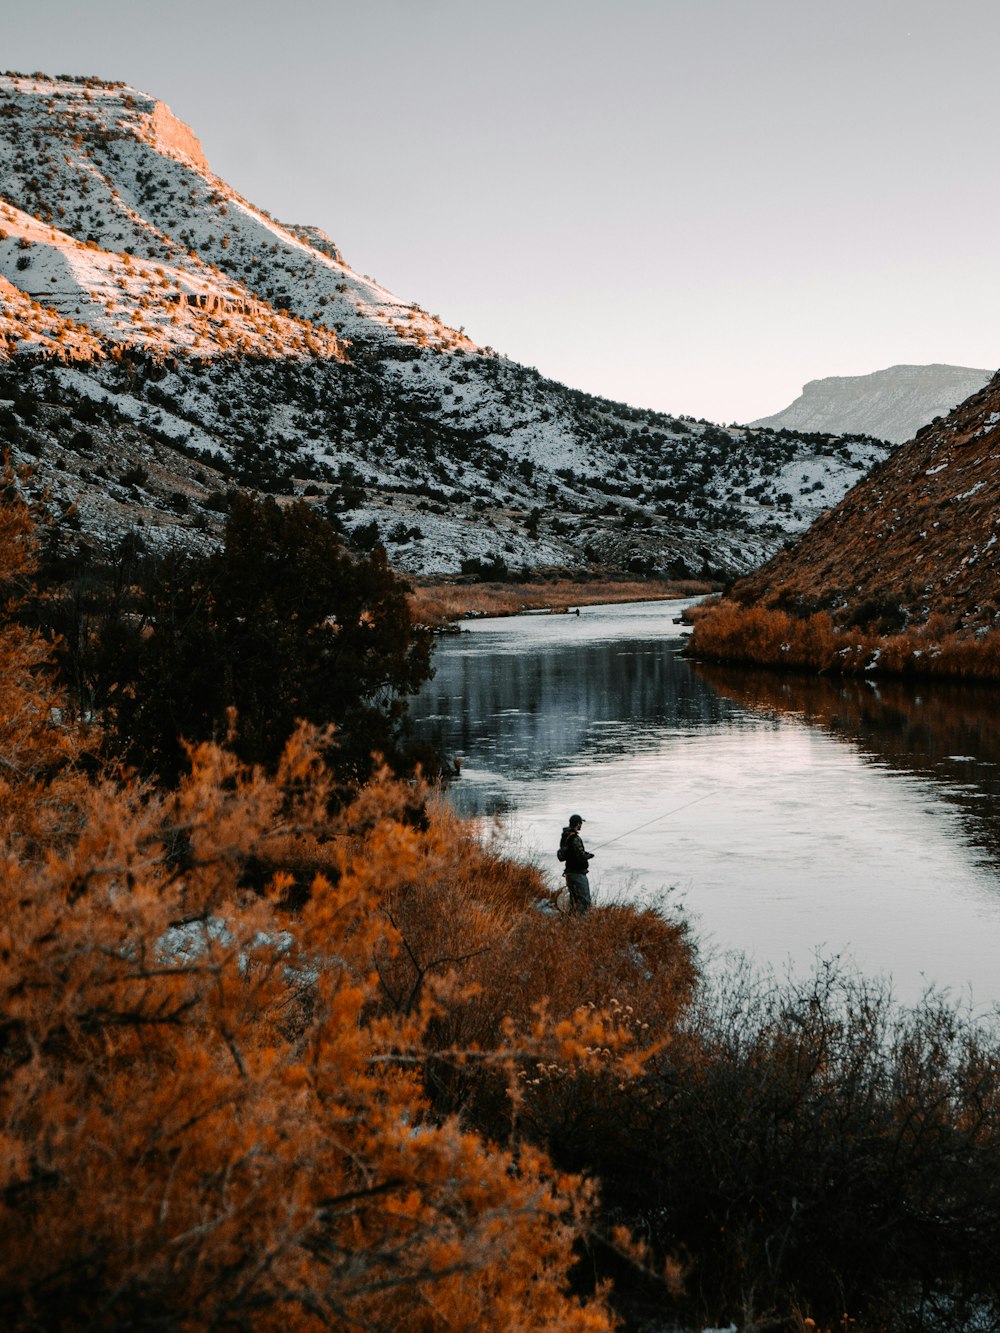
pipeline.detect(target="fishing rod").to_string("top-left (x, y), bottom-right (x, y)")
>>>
top-left (589, 790), bottom-right (714, 852)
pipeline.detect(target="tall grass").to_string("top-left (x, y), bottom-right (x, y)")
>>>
top-left (689, 597), bottom-right (1000, 682)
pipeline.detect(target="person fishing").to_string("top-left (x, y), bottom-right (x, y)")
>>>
top-left (558, 814), bottom-right (593, 914)
top-left (555, 791), bottom-right (714, 916)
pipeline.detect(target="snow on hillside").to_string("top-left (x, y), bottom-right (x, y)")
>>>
top-left (0, 73), bottom-right (473, 356)
top-left (752, 364), bottom-right (994, 445)
top-left (0, 199), bottom-right (344, 359)
top-left (0, 71), bottom-right (896, 578)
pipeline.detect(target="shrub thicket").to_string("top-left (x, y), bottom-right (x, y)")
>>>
top-left (0, 485), bottom-right (660, 1327)
top-left (6, 478), bottom-right (1000, 1331)
top-left (33, 493), bottom-right (433, 784)
top-left (547, 961), bottom-right (1000, 1331)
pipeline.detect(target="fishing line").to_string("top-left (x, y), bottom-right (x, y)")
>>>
top-left (589, 790), bottom-right (714, 852)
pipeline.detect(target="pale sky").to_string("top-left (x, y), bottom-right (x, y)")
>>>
top-left (4, 0), bottom-right (999, 423)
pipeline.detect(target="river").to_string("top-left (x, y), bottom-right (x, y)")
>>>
top-left (409, 598), bottom-right (1000, 1012)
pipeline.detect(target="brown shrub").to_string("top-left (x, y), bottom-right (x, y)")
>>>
top-left (689, 598), bottom-right (841, 670)
top-left (372, 802), bottom-right (697, 1055)
top-left (1, 720), bottom-right (642, 1330)
top-left (1, 485), bottom-right (658, 1330)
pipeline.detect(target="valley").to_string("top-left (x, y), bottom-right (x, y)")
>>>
top-left (691, 369), bottom-right (1000, 678)
top-left (0, 71), bottom-right (893, 580)
top-left (3, 42), bottom-right (1000, 1333)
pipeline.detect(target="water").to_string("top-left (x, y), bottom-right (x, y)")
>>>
top-left (410, 599), bottom-right (1000, 1012)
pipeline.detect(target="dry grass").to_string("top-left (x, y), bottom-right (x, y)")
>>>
top-left (409, 577), bottom-right (714, 628)
top-left (689, 597), bottom-right (1000, 682)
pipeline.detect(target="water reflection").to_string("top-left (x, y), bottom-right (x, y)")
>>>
top-left (411, 600), bottom-right (1000, 1009)
top-left (414, 600), bottom-right (753, 811)
top-left (697, 665), bottom-right (1000, 871)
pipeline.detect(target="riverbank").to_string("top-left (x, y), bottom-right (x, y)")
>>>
top-left (409, 576), bottom-right (714, 628)
top-left (686, 596), bottom-right (1000, 683)
top-left (11, 543), bottom-right (1000, 1330)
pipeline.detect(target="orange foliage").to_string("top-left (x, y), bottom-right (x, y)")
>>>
top-left (687, 598), bottom-right (841, 671)
top-left (0, 484), bottom-right (669, 1328)
top-left (370, 806), bottom-right (696, 1158)
top-left (0, 730), bottom-right (639, 1325)
top-left (689, 597), bottom-right (1000, 683)
top-left (375, 807), bottom-right (695, 1056)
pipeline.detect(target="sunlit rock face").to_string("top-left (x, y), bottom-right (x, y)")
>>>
top-left (0, 71), bottom-right (895, 576)
top-left (752, 364), bottom-right (993, 445)
top-left (148, 100), bottom-right (209, 172)
top-left (0, 71), bottom-right (458, 360)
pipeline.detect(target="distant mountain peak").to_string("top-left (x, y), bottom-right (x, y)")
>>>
top-left (728, 369), bottom-right (1000, 641)
top-left (752, 363), bottom-right (994, 444)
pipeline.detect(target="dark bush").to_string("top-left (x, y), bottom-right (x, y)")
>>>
top-left (0, 406), bottom-right (22, 443)
top-left (350, 519), bottom-right (382, 552)
top-left (120, 463), bottom-right (148, 488)
top-left (120, 497), bottom-right (429, 782)
top-left (460, 554), bottom-right (509, 581)
top-left (500, 959), bottom-right (1000, 1331)
top-left (69, 429), bottom-right (94, 454)
top-left (843, 596), bottom-right (909, 633)
top-left (35, 498), bottom-right (431, 787)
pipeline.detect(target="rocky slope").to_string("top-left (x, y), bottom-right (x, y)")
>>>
top-left (752, 364), bottom-right (992, 445)
top-left (730, 371), bottom-right (1000, 636)
top-left (0, 71), bottom-right (893, 577)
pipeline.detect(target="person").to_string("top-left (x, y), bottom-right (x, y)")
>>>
top-left (559, 813), bottom-right (593, 914)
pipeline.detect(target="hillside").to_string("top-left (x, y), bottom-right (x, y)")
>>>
top-left (752, 364), bottom-right (992, 445)
top-left (0, 71), bottom-right (893, 577)
top-left (690, 371), bottom-right (1000, 676)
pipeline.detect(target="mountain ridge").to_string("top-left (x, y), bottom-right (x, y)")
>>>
top-left (752, 363), bottom-right (993, 445)
top-left (736, 368), bottom-right (1000, 633)
top-left (0, 70), bottom-right (894, 577)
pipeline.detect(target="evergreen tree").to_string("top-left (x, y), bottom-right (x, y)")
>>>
top-left (39, 495), bottom-right (432, 784)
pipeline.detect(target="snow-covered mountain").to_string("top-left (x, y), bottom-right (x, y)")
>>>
top-left (0, 72), bottom-right (894, 578)
top-left (751, 364), bottom-right (993, 445)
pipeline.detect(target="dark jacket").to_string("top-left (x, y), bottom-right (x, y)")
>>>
top-left (560, 826), bottom-right (592, 875)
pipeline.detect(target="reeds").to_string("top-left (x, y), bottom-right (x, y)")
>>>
top-left (689, 597), bottom-right (1000, 682)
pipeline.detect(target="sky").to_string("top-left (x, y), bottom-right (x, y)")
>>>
top-left (4, 0), bottom-right (1000, 424)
